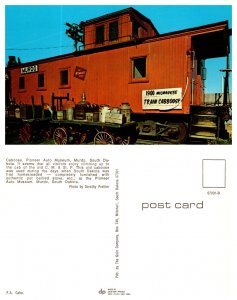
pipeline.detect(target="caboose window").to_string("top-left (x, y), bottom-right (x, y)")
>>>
top-left (133, 57), bottom-right (146, 78)
top-left (109, 21), bottom-right (118, 41)
top-left (60, 70), bottom-right (68, 85)
top-left (96, 25), bottom-right (104, 44)
top-left (38, 73), bottom-right (45, 88)
top-left (19, 76), bottom-right (25, 89)
top-left (132, 20), bottom-right (140, 38)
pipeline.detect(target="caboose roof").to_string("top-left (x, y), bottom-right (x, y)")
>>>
top-left (83, 6), bottom-right (159, 36)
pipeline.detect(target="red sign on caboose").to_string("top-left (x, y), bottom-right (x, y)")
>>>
top-left (74, 66), bottom-right (87, 80)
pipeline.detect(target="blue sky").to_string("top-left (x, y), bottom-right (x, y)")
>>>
top-left (5, 5), bottom-right (232, 93)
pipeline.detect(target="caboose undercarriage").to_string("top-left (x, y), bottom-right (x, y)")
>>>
top-left (133, 103), bottom-right (230, 144)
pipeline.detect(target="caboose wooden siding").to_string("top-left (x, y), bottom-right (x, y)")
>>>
top-left (9, 35), bottom-right (189, 114)
top-left (7, 20), bottom-right (229, 115)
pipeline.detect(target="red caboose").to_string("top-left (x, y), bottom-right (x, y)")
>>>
top-left (6, 7), bottom-right (231, 143)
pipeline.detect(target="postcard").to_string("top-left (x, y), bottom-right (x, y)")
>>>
top-left (1, 1), bottom-right (236, 299)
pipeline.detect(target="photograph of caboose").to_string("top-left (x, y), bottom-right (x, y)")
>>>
top-left (5, 5), bottom-right (232, 145)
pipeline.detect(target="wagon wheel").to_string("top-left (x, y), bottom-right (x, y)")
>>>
top-left (165, 122), bottom-right (187, 144)
top-left (53, 127), bottom-right (68, 145)
top-left (94, 131), bottom-right (114, 145)
top-left (44, 127), bottom-right (52, 140)
top-left (19, 123), bottom-right (32, 144)
top-left (40, 126), bottom-right (52, 140)
top-left (79, 132), bottom-right (87, 144)
top-left (74, 132), bottom-right (88, 144)
top-left (116, 135), bottom-right (131, 145)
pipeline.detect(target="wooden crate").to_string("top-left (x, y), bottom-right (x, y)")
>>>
top-left (7, 106), bottom-right (16, 118)
top-left (93, 112), bottom-right (99, 122)
top-left (105, 113), bottom-right (125, 124)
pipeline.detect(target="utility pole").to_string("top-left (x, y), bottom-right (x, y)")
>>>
top-left (220, 49), bottom-right (232, 106)
top-left (65, 21), bottom-right (84, 51)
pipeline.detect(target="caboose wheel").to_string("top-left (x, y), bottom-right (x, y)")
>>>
top-left (165, 122), bottom-right (187, 144)
top-left (19, 123), bottom-right (32, 144)
top-left (53, 127), bottom-right (68, 145)
top-left (94, 131), bottom-right (114, 145)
